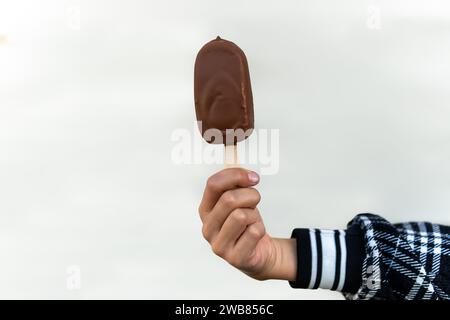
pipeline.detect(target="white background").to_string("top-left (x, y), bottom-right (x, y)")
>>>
top-left (1, 0), bottom-right (449, 299)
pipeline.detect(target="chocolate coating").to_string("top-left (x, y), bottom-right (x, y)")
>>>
top-left (194, 37), bottom-right (254, 145)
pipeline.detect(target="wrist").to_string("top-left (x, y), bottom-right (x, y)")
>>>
top-left (263, 238), bottom-right (297, 281)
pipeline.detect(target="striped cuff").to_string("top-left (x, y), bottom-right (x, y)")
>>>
top-left (289, 225), bottom-right (364, 293)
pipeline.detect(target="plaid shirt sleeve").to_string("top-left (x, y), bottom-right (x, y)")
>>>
top-left (289, 214), bottom-right (450, 300)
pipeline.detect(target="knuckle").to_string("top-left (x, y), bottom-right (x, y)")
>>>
top-left (201, 225), bottom-right (211, 241)
top-left (223, 252), bottom-right (233, 264)
top-left (198, 204), bottom-right (205, 217)
top-left (260, 224), bottom-right (266, 236)
top-left (230, 209), bottom-right (247, 225)
top-left (221, 191), bottom-right (236, 207)
top-left (228, 255), bottom-right (243, 268)
top-left (211, 242), bottom-right (225, 257)
top-left (206, 176), bottom-right (219, 191)
top-left (248, 224), bottom-right (264, 239)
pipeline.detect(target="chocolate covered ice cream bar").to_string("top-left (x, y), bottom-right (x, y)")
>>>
top-left (194, 36), bottom-right (254, 146)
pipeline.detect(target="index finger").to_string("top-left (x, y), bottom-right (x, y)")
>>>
top-left (199, 168), bottom-right (260, 217)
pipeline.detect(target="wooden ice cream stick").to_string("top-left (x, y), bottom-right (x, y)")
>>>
top-left (224, 144), bottom-right (239, 168)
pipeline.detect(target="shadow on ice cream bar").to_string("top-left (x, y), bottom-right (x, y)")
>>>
top-left (194, 36), bottom-right (254, 168)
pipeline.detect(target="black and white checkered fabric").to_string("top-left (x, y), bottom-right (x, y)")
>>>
top-left (345, 214), bottom-right (450, 300)
top-left (289, 214), bottom-right (450, 300)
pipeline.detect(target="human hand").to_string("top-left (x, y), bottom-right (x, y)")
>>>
top-left (198, 168), bottom-right (296, 281)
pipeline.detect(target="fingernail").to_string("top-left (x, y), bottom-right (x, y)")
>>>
top-left (248, 172), bottom-right (259, 184)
